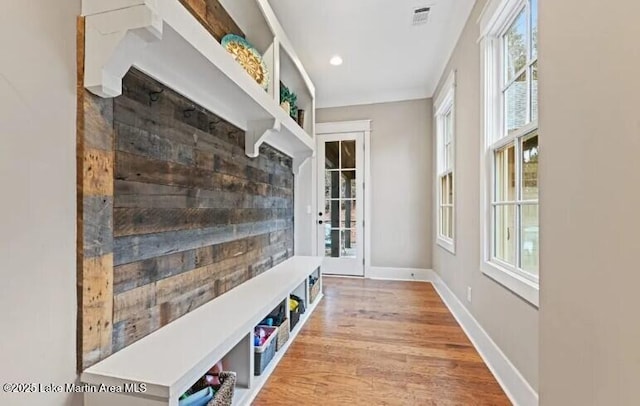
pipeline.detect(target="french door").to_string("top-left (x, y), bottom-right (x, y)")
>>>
top-left (316, 132), bottom-right (364, 276)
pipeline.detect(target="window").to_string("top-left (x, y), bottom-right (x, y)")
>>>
top-left (435, 71), bottom-right (456, 254)
top-left (481, 0), bottom-right (539, 306)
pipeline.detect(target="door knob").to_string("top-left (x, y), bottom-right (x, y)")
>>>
top-left (318, 220), bottom-right (323, 224)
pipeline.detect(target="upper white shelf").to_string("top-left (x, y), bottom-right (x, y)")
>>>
top-left (82, 0), bottom-right (315, 172)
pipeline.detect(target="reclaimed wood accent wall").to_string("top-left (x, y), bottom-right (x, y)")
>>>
top-left (110, 70), bottom-right (294, 353)
top-left (77, 0), bottom-right (291, 370)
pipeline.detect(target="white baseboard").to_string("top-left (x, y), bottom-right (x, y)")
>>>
top-left (366, 266), bottom-right (435, 282)
top-left (430, 272), bottom-right (539, 406)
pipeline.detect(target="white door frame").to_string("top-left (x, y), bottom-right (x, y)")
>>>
top-left (316, 120), bottom-right (371, 277)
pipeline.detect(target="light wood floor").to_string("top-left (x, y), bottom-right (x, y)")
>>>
top-left (253, 277), bottom-right (511, 406)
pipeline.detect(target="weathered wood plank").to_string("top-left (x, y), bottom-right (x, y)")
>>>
top-left (83, 93), bottom-right (115, 151)
top-left (115, 151), bottom-right (272, 197)
top-left (114, 181), bottom-right (292, 210)
top-left (111, 305), bottom-right (161, 352)
top-left (114, 250), bottom-right (197, 294)
top-left (114, 207), bottom-right (232, 237)
top-left (216, 266), bottom-right (249, 296)
top-left (83, 196), bottom-right (114, 258)
top-left (114, 208), bottom-right (292, 237)
top-left (195, 237), bottom-right (255, 268)
top-left (154, 249), bottom-right (258, 304)
top-left (113, 219), bottom-right (292, 265)
top-left (113, 284), bottom-right (157, 323)
top-left (115, 122), bottom-right (194, 166)
top-left (159, 281), bottom-right (217, 325)
top-left (83, 148), bottom-right (114, 196)
top-left (113, 233), bottom-right (277, 296)
top-left (194, 149), bottom-right (214, 171)
top-left (178, 0), bottom-right (244, 42)
top-left (80, 254), bottom-right (114, 369)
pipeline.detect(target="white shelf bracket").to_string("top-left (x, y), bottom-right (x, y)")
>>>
top-left (292, 150), bottom-right (313, 176)
top-left (83, 1), bottom-right (163, 98)
top-left (245, 119), bottom-right (281, 158)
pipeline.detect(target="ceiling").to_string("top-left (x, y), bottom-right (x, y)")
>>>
top-left (269, 0), bottom-right (475, 108)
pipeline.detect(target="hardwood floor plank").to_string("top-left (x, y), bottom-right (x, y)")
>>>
top-left (253, 277), bottom-right (510, 405)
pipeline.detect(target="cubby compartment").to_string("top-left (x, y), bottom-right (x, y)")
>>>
top-left (253, 325), bottom-right (278, 376)
top-left (259, 299), bottom-right (290, 352)
top-left (178, 333), bottom-right (251, 406)
top-left (289, 281), bottom-right (307, 332)
top-left (309, 267), bottom-right (322, 305)
top-left (170, 332), bottom-right (253, 406)
top-left (279, 44), bottom-right (315, 136)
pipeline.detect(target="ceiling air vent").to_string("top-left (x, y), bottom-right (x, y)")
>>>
top-left (412, 6), bottom-right (431, 25)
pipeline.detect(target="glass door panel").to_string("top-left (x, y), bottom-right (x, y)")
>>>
top-left (318, 133), bottom-right (364, 276)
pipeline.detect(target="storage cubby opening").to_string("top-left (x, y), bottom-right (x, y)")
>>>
top-left (178, 332), bottom-right (252, 405)
top-left (258, 299), bottom-right (288, 329)
top-left (218, 0), bottom-right (275, 54)
top-left (291, 280), bottom-right (308, 308)
top-left (280, 44), bottom-right (314, 135)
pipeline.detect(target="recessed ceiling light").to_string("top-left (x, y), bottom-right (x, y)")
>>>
top-left (330, 55), bottom-right (343, 66)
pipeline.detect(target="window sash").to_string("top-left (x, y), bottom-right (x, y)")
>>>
top-left (490, 202), bottom-right (539, 281)
top-left (438, 107), bottom-right (454, 174)
top-left (489, 128), bottom-right (538, 282)
top-left (498, 0), bottom-right (538, 140)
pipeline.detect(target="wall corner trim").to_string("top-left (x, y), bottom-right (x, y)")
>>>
top-left (430, 272), bottom-right (539, 406)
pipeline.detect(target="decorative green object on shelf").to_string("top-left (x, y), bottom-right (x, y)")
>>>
top-left (279, 82), bottom-right (297, 119)
top-left (221, 34), bottom-right (269, 91)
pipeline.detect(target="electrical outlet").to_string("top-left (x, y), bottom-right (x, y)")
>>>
top-left (467, 287), bottom-right (472, 303)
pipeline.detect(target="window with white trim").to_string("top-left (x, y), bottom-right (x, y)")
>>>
top-left (481, 0), bottom-right (539, 305)
top-left (435, 72), bottom-right (456, 254)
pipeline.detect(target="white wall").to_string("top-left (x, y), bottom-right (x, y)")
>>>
top-left (539, 1), bottom-right (640, 404)
top-left (431, 0), bottom-right (539, 392)
top-left (0, 1), bottom-right (81, 405)
top-left (294, 158), bottom-right (315, 255)
top-left (317, 99), bottom-right (432, 269)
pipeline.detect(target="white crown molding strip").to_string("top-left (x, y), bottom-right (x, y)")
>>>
top-left (361, 267), bottom-right (538, 406)
top-left (430, 272), bottom-right (539, 406)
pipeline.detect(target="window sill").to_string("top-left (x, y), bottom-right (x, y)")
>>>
top-left (436, 236), bottom-right (456, 255)
top-left (481, 260), bottom-right (539, 307)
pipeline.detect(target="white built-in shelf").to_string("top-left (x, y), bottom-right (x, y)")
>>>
top-left (81, 256), bottom-right (323, 406)
top-left (82, 0), bottom-right (315, 173)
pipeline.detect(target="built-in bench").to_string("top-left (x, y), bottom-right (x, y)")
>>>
top-left (82, 256), bottom-right (323, 406)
